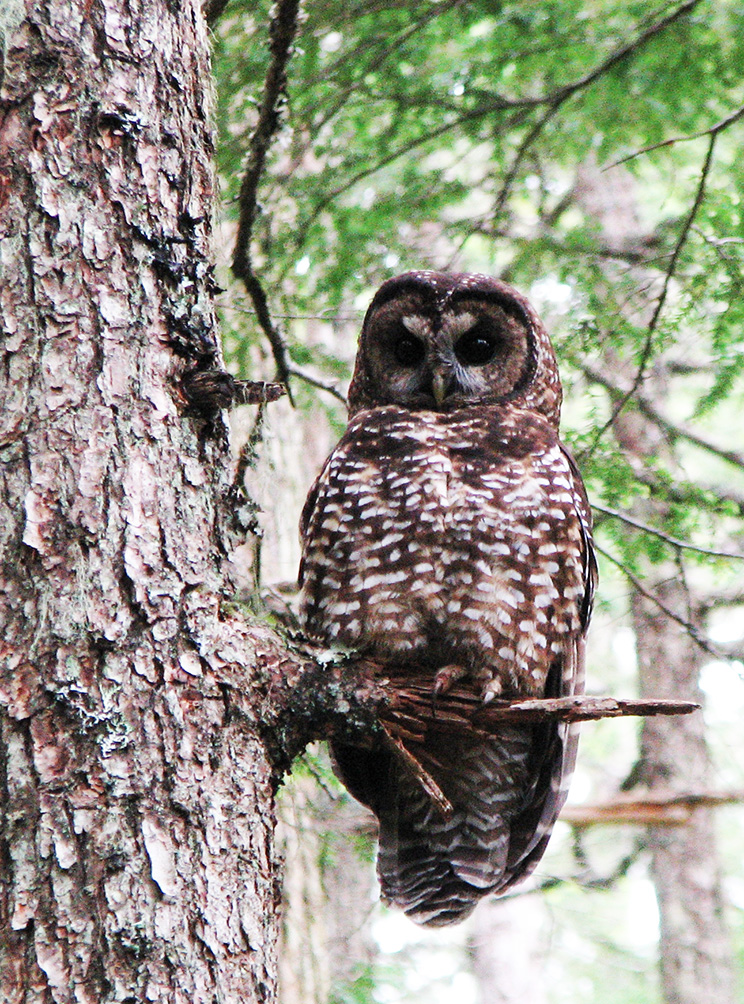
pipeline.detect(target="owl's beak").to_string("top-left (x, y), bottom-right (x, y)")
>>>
top-left (431, 369), bottom-right (450, 407)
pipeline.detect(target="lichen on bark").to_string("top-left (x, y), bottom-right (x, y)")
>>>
top-left (0, 2), bottom-right (281, 1000)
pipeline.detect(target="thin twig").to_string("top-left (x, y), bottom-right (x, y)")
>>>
top-left (627, 464), bottom-right (744, 518)
top-left (582, 362), bottom-right (744, 471)
top-left (607, 99), bottom-right (744, 169)
top-left (292, 1), bottom-right (702, 267)
top-left (587, 132), bottom-right (717, 449)
top-left (594, 543), bottom-right (724, 660)
top-left (546, 0), bottom-right (702, 105)
top-left (217, 299), bottom-right (361, 323)
top-left (490, 0), bottom-right (706, 218)
top-left (591, 502), bottom-right (744, 561)
top-left (232, 0), bottom-right (302, 394)
top-left (287, 364), bottom-right (348, 404)
top-left (492, 105), bottom-right (560, 218)
top-left (287, 0), bottom-right (465, 167)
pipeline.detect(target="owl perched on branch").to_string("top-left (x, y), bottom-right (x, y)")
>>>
top-left (299, 271), bottom-right (596, 926)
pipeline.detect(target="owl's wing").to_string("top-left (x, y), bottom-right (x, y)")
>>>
top-left (369, 442), bottom-right (597, 915)
top-left (297, 456), bottom-right (333, 589)
top-left (563, 443), bottom-right (598, 631)
top-left (500, 444), bottom-right (597, 884)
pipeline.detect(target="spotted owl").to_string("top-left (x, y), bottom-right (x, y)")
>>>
top-left (299, 271), bottom-right (596, 926)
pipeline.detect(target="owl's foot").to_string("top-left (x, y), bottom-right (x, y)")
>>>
top-left (433, 665), bottom-right (505, 704)
top-left (432, 664), bottom-right (468, 696)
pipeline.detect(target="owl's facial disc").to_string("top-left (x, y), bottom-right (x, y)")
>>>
top-left (391, 309), bottom-right (501, 408)
top-left (358, 291), bottom-right (533, 412)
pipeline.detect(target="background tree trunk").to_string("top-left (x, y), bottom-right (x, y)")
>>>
top-left (277, 770), bottom-right (376, 1004)
top-left (0, 2), bottom-right (280, 999)
top-left (468, 895), bottom-right (549, 1004)
top-left (632, 585), bottom-right (735, 1004)
top-left (576, 161), bottom-right (736, 1004)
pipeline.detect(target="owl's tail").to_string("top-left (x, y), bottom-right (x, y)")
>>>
top-left (331, 715), bottom-right (572, 926)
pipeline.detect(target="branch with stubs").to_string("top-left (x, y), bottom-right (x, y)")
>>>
top-left (253, 626), bottom-right (698, 818)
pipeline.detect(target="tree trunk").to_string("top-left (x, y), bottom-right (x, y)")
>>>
top-left (468, 894), bottom-right (549, 1004)
top-left (576, 161), bottom-right (736, 1004)
top-left (632, 583), bottom-right (735, 1004)
top-left (0, 2), bottom-right (280, 999)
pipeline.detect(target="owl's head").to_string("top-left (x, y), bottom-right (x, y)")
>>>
top-left (347, 271), bottom-right (562, 425)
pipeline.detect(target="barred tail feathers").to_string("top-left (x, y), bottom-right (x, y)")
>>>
top-left (332, 725), bottom-right (550, 927)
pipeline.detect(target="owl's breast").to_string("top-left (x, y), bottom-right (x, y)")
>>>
top-left (300, 420), bottom-right (452, 658)
top-left (299, 407), bottom-right (589, 688)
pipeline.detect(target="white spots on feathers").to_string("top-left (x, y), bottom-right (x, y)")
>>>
top-left (300, 403), bottom-right (591, 702)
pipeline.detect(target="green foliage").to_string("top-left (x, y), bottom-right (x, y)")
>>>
top-left (212, 4), bottom-right (744, 1000)
top-left (212, 0), bottom-right (744, 515)
top-left (329, 965), bottom-right (376, 1004)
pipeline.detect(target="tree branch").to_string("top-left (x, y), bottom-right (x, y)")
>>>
top-left (562, 790), bottom-right (744, 827)
top-left (623, 458), bottom-right (744, 518)
top-left (582, 362), bottom-right (744, 471)
top-left (588, 130), bottom-right (717, 447)
top-left (548, 0), bottom-right (703, 105)
top-left (607, 99), bottom-right (744, 169)
top-left (290, 1), bottom-right (702, 265)
top-left (286, 364), bottom-right (348, 404)
top-left (244, 622), bottom-right (699, 775)
top-left (491, 0), bottom-right (703, 220)
top-left (591, 502), bottom-right (744, 561)
top-left (181, 369), bottom-right (286, 415)
top-left (231, 0), bottom-right (302, 391)
top-left (593, 543), bottom-right (725, 660)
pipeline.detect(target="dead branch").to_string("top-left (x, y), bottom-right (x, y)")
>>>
top-left (182, 369), bottom-right (286, 414)
top-left (382, 680), bottom-right (699, 744)
top-left (562, 790), bottom-right (744, 827)
top-left (251, 628), bottom-right (699, 774)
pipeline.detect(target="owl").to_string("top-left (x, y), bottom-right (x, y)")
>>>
top-left (299, 271), bottom-right (596, 926)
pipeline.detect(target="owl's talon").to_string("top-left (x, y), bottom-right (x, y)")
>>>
top-left (481, 678), bottom-right (503, 704)
top-left (433, 664), bottom-right (468, 696)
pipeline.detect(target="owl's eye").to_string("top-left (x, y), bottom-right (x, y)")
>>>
top-left (393, 332), bottom-right (426, 366)
top-left (455, 323), bottom-right (499, 366)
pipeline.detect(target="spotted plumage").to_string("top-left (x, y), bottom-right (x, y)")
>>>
top-left (299, 271), bottom-right (596, 925)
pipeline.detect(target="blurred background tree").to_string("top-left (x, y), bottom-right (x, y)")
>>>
top-left (209, 2), bottom-right (744, 1001)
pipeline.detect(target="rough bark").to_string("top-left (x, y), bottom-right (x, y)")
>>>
top-left (0, 2), bottom-right (279, 1000)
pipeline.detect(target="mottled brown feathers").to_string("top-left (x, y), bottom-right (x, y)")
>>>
top-left (299, 271), bottom-right (596, 925)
